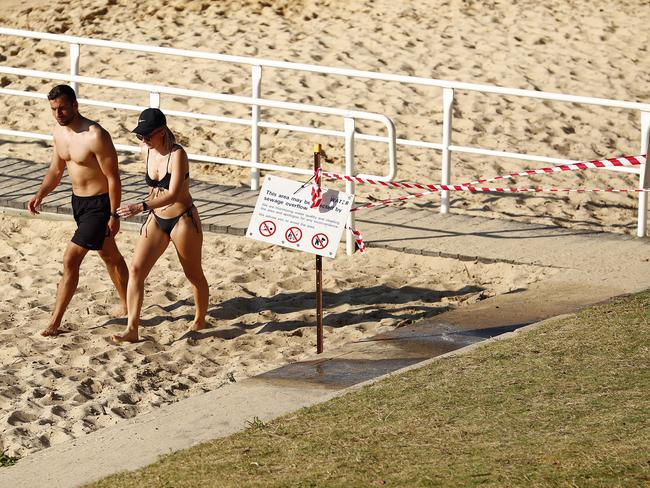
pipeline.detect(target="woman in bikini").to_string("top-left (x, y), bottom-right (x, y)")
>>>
top-left (113, 108), bottom-right (209, 343)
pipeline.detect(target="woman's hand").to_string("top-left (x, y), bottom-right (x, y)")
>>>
top-left (117, 202), bottom-right (145, 219)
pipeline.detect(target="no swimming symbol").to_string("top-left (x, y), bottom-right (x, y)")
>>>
top-left (259, 220), bottom-right (276, 237)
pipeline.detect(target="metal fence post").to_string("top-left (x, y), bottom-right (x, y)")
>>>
top-left (149, 92), bottom-right (160, 108)
top-left (250, 65), bottom-right (262, 191)
top-left (637, 112), bottom-right (650, 237)
top-left (440, 88), bottom-right (454, 214)
top-left (69, 43), bottom-right (80, 95)
top-left (344, 117), bottom-right (356, 255)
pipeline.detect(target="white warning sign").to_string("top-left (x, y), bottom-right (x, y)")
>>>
top-left (247, 175), bottom-right (354, 258)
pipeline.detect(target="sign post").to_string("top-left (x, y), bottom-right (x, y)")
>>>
top-left (247, 145), bottom-right (354, 353)
top-left (314, 144), bottom-right (324, 353)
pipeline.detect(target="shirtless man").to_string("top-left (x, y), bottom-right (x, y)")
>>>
top-left (28, 84), bottom-right (129, 336)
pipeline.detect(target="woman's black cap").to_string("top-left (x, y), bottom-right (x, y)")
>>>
top-left (132, 108), bottom-right (166, 136)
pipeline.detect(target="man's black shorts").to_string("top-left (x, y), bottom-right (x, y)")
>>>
top-left (71, 193), bottom-right (111, 251)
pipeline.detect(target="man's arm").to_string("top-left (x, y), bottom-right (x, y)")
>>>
top-left (28, 145), bottom-right (66, 214)
top-left (93, 126), bottom-right (121, 235)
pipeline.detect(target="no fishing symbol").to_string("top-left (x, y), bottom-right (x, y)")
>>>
top-left (259, 220), bottom-right (276, 237)
top-left (285, 226), bottom-right (302, 244)
top-left (311, 233), bottom-right (329, 250)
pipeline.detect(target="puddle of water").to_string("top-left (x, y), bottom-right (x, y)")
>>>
top-left (256, 357), bottom-right (428, 389)
top-left (256, 282), bottom-right (605, 390)
top-left (256, 322), bottom-right (511, 389)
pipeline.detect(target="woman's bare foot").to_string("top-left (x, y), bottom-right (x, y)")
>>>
top-left (109, 304), bottom-right (128, 317)
top-left (112, 329), bottom-right (139, 343)
top-left (188, 320), bottom-right (206, 332)
top-left (40, 325), bottom-right (61, 337)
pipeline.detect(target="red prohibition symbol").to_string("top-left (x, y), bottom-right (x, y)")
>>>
top-left (259, 220), bottom-right (276, 237)
top-left (311, 233), bottom-right (329, 249)
top-left (285, 226), bottom-right (302, 243)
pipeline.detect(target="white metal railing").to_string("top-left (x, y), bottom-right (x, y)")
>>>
top-left (0, 66), bottom-right (397, 255)
top-left (1, 27), bottom-right (650, 235)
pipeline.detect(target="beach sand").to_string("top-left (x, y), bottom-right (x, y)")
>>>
top-left (0, 0), bottom-right (648, 458)
top-left (0, 0), bottom-right (649, 232)
top-left (0, 211), bottom-right (555, 457)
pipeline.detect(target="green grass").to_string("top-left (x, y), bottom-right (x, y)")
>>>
top-left (85, 290), bottom-right (649, 486)
top-left (0, 451), bottom-right (16, 467)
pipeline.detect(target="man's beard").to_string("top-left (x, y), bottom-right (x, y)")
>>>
top-left (57, 116), bottom-right (74, 126)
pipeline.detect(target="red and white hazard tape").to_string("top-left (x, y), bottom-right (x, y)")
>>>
top-left (310, 168), bottom-right (322, 208)
top-left (317, 154), bottom-right (649, 212)
top-left (353, 185), bottom-right (650, 212)
top-left (321, 154), bottom-right (645, 192)
top-left (348, 226), bottom-right (366, 253)
top-left (467, 154), bottom-right (645, 185)
top-left (311, 154), bottom-right (648, 252)
top-left (309, 165), bottom-right (365, 252)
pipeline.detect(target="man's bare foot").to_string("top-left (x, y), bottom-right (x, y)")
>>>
top-left (41, 326), bottom-right (61, 337)
top-left (188, 320), bottom-right (207, 332)
top-left (112, 329), bottom-right (139, 343)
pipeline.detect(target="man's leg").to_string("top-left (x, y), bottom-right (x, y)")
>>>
top-left (42, 242), bottom-right (89, 336)
top-left (98, 235), bottom-right (129, 315)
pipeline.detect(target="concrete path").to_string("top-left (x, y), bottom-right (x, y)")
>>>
top-left (1, 156), bottom-right (650, 487)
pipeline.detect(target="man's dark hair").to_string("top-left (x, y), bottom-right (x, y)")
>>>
top-left (47, 84), bottom-right (77, 103)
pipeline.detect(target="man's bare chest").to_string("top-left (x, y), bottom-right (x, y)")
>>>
top-left (56, 135), bottom-right (95, 165)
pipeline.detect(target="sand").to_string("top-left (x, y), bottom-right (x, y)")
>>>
top-left (0, 0), bottom-right (649, 232)
top-left (0, 211), bottom-right (555, 457)
top-left (0, 0), bottom-right (647, 459)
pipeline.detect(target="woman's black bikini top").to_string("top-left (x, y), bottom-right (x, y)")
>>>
top-left (145, 147), bottom-right (189, 190)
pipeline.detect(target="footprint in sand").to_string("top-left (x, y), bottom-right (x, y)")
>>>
top-left (7, 410), bottom-right (40, 426)
top-left (117, 392), bottom-right (138, 405)
top-left (49, 405), bottom-right (66, 418)
top-left (110, 405), bottom-right (138, 419)
top-left (77, 378), bottom-right (102, 397)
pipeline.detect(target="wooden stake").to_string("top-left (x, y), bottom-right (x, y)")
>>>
top-left (314, 144), bottom-right (324, 354)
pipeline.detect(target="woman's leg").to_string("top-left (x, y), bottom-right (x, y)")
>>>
top-left (171, 208), bottom-right (209, 331)
top-left (113, 215), bottom-right (170, 342)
